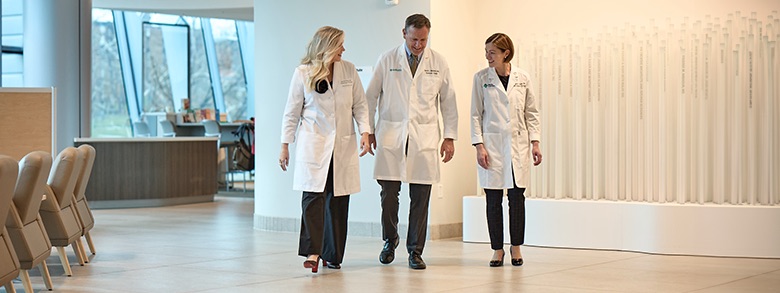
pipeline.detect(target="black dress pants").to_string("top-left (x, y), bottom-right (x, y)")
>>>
top-left (298, 158), bottom-right (350, 264)
top-left (485, 177), bottom-right (526, 251)
top-left (378, 180), bottom-right (432, 256)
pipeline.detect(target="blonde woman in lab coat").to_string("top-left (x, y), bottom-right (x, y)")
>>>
top-left (471, 33), bottom-right (542, 267)
top-left (279, 26), bottom-right (372, 273)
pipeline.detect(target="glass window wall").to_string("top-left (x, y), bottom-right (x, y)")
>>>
top-left (142, 22), bottom-right (189, 113)
top-left (184, 17), bottom-right (215, 110)
top-left (89, 9), bottom-right (254, 137)
top-left (91, 9), bottom-right (131, 137)
top-left (1, 0), bottom-right (24, 86)
top-left (210, 19), bottom-right (248, 121)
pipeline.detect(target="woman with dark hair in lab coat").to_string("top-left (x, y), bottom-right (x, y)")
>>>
top-left (470, 33), bottom-right (542, 267)
top-left (279, 26), bottom-right (372, 273)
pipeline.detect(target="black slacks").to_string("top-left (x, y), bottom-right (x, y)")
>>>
top-left (484, 177), bottom-right (526, 250)
top-left (298, 158), bottom-right (350, 264)
top-left (378, 180), bottom-right (432, 256)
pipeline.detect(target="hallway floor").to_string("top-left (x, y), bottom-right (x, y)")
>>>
top-left (7, 196), bottom-right (780, 292)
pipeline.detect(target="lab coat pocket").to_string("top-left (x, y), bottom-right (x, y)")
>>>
top-left (295, 130), bottom-right (325, 166)
top-left (478, 133), bottom-right (505, 188)
top-left (377, 120), bottom-right (404, 155)
top-left (482, 133), bottom-right (504, 170)
top-left (415, 123), bottom-right (440, 152)
top-left (421, 74), bottom-right (442, 96)
top-left (338, 133), bottom-right (361, 193)
top-left (338, 133), bottom-right (359, 162)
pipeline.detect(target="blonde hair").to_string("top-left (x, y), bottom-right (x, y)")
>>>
top-left (301, 26), bottom-right (344, 91)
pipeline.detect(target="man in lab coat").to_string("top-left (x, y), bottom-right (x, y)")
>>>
top-left (366, 13), bottom-right (458, 270)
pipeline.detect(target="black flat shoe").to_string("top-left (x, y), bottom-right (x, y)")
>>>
top-left (489, 249), bottom-right (505, 267)
top-left (408, 253), bottom-right (427, 270)
top-left (511, 258), bottom-right (523, 266)
top-left (379, 238), bottom-right (399, 264)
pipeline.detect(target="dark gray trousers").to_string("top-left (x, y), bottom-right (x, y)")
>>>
top-left (484, 182), bottom-right (526, 250)
top-left (378, 180), bottom-right (432, 256)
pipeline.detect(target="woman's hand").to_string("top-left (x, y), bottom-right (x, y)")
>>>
top-left (475, 143), bottom-right (490, 169)
top-left (279, 143), bottom-right (290, 171)
top-left (368, 134), bottom-right (377, 150)
top-left (359, 132), bottom-right (374, 156)
top-left (532, 141), bottom-right (542, 166)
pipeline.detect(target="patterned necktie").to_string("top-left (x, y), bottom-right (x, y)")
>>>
top-left (410, 54), bottom-right (419, 77)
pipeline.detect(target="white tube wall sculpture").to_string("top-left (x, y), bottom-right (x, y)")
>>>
top-left (519, 11), bottom-right (779, 206)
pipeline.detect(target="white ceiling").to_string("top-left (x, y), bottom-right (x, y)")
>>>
top-left (92, 0), bottom-right (254, 21)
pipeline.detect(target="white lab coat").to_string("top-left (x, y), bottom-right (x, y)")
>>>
top-left (366, 45), bottom-right (458, 184)
top-left (281, 60), bottom-right (370, 196)
top-left (470, 66), bottom-right (540, 189)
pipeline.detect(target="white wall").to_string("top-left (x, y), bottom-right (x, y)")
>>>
top-left (456, 0), bottom-right (780, 257)
top-left (254, 0), bottom-right (780, 243)
top-left (428, 0), bottom-right (481, 228)
top-left (94, 0), bottom-right (253, 21)
top-left (24, 0), bottom-right (92, 152)
top-left (472, 0), bottom-right (779, 44)
top-left (254, 0), bottom-right (470, 234)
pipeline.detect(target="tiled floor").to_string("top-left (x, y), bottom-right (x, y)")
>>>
top-left (7, 196), bottom-right (780, 293)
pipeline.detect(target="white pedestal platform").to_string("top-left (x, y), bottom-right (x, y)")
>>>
top-left (463, 196), bottom-right (780, 258)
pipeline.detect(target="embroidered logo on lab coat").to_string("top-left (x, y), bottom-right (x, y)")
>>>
top-left (389, 68), bottom-right (402, 72)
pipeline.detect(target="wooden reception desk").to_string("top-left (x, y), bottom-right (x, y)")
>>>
top-left (74, 137), bottom-right (218, 209)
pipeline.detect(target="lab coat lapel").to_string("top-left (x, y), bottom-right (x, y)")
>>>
top-left (414, 47), bottom-right (430, 80)
top-left (331, 61), bottom-right (342, 93)
top-left (507, 69), bottom-right (519, 94)
top-left (488, 67), bottom-right (508, 96)
top-left (395, 46), bottom-right (413, 80)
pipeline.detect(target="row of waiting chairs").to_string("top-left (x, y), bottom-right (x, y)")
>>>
top-left (133, 120), bottom-right (177, 138)
top-left (0, 145), bottom-right (97, 293)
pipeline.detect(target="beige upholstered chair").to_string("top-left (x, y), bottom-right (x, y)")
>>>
top-left (0, 155), bottom-right (21, 293)
top-left (6, 151), bottom-right (54, 291)
top-left (39, 147), bottom-right (86, 276)
top-left (73, 144), bottom-right (97, 259)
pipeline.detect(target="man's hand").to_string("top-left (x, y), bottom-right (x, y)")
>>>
top-left (440, 138), bottom-right (455, 163)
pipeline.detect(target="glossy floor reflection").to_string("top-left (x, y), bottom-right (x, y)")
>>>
top-left (6, 196), bottom-right (779, 293)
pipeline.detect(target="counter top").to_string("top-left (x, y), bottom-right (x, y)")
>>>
top-left (176, 122), bottom-right (244, 127)
top-left (75, 137), bottom-right (218, 143)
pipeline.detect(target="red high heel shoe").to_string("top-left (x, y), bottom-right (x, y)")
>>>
top-left (303, 256), bottom-right (320, 273)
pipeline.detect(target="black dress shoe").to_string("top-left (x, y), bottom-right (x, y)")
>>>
top-left (379, 239), bottom-right (398, 264)
top-left (323, 260), bottom-right (341, 269)
top-left (408, 253), bottom-right (426, 270)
